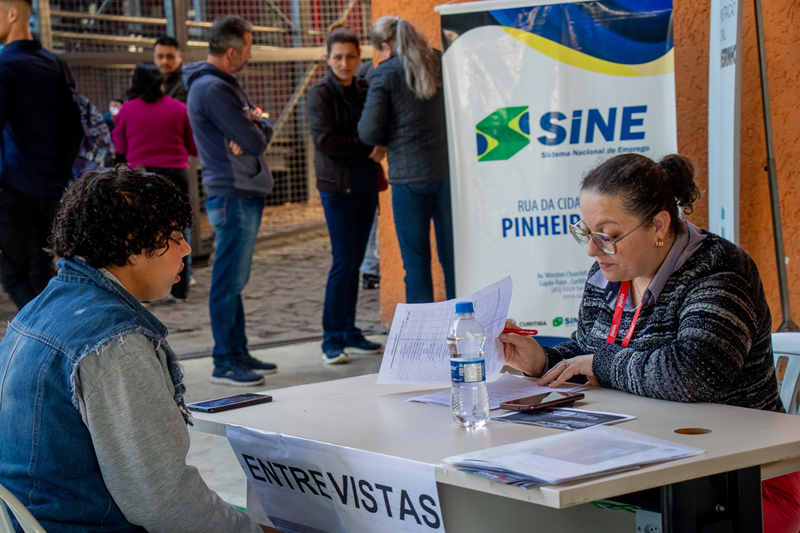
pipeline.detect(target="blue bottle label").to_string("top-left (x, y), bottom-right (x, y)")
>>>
top-left (451, 360), bottom-right (486, 383)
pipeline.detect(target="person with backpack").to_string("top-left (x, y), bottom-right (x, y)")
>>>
top-left (0, 0), bottom-right (78, 310)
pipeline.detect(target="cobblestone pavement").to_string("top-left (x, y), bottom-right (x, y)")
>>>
top-left (0, 201), bottom-right (385, 355)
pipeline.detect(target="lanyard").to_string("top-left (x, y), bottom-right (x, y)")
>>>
top-left (606, 280), bottom-right (642, 348)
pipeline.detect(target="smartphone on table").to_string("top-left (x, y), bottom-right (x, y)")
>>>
top-left (499, 391), bottom-right (584, 411)
top-left (188, 393), bottom-right (273, 413)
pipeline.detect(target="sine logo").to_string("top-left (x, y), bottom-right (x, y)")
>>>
top-left (476, 106), bottom-right (530, 161)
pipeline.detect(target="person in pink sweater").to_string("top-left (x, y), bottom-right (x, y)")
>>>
top-left (113, 62), bottom-right (198, 301)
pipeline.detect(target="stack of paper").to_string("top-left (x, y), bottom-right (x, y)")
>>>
top-left (443, 426), bottom-right (704, 488)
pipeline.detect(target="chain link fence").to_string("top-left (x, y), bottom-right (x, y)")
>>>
top-left (45, 0), bottom-right (373, 251)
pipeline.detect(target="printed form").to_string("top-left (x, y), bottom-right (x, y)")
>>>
top-left (377, 277), bottom-right (512, 386)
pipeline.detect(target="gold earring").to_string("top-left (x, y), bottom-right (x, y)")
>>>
top-left (655, 238), bottom-right (664, 248)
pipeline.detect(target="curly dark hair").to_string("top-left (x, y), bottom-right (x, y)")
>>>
top-left (50, 166), bottom-right (193, 268)
top-left (128, 62), bottom-right (164, 103)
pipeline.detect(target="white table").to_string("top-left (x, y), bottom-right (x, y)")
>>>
top-left (191, 374), bottom-right (800, 532)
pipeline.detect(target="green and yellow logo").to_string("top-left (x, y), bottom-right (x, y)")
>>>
top-left (552, 317), bottom-right (563, 327)
top-left (476, 106), bottom-right (530, 161)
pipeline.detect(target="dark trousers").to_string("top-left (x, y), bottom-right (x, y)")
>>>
top-left (391, 180), bottom-right (456, 303)
top-left (321, 189), bottom-right (379, 351)
top-left (146, 167), bottom-right (190, 299)
top-left (0, 184), bottom-right (60, 310)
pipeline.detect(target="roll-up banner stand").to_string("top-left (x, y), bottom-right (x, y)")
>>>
top-left (708, 0), bottom-right (742, 244)
top-left (436, 0), bottom-right (678, 337)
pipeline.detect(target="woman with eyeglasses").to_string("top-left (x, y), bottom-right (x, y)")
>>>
top-left (500, 152), bottom-right (798, 533)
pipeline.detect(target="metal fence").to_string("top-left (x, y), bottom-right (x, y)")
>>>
top-left (40, 0), bottom-right (373, 255)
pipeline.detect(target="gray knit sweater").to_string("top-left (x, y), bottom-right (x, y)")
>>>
top-left (543, 232), bottom-right (782, 412)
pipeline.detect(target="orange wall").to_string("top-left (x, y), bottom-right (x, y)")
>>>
top-left (375, 0), bottom-right (800, 330)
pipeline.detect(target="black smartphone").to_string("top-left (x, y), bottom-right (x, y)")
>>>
top-left (499, 391), bottom-right (584, 411)
top-left (188, 393), bottom-right (273, 413)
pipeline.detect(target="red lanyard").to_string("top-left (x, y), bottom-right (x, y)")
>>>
top-left (606, 280), bottom-right (642, 348)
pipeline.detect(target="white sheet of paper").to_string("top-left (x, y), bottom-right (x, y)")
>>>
top-left (406, 372), bottom-right (583, 410)
top-left (444, 425), bottom-right (704, 487)
top-left (377, 277), bottom-right (512, 385)
top-left (227, 425), bottom-right (444, 533)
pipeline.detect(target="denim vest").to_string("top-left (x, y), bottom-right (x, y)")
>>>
top-left (0, 258), bottom-right (190, 532)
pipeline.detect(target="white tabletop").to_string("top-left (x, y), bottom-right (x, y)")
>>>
top-left (191, 374), bottom-right (800, 509)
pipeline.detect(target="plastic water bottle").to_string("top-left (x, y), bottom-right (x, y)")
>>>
top-left (448, 301), bottom-right (489, 428)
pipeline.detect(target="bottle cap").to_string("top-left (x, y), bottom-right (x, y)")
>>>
top-left (455, 301), bottom-right (474, 314)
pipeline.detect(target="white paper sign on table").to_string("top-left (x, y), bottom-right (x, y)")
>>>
top-left (377, 277), bottom-right (512, 386)
top-left (227, 425), bottom-right (445, 533)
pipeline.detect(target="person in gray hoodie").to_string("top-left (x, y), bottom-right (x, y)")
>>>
top-left (184, 15), bottom-right (277, 386)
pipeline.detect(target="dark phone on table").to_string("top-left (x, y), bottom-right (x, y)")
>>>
top-left (188, 393), bottom-right (273, 413)
top-left (499, 391), bottom-right (584, 411)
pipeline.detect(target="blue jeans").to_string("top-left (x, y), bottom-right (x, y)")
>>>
top-left (206, 196), bottom-right (264, 364)
top-left (359, 211), bottom-right (380, 276)
top-left (321, 190), bottom-right (378, 351)
top-left (391, 180), bottom-right (455, 303)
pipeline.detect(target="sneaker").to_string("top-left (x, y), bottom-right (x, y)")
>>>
top-left (189, 276), bottom-right (197, 287)
top-left (362, 273), bottom-right (380, 290)
top-left (322, 349), bottom-right (350, 365)
top-left (210, 363), bottom-right (265, 386)
top-left (345, 338), bottom-right (383, 355)
top-left (166, 293), bottom-right (187, 303)
top-left (239, 353), bottom-right (278, 375)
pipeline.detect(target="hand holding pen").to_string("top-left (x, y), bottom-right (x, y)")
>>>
top-left (499, 320), bottom-right (545, 377)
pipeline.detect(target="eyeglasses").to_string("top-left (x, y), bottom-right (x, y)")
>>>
top-left (568, 219), bottom-right (647, 255)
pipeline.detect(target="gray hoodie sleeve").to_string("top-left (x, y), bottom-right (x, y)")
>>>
top-left (74, 334), bottom-right (262, 533)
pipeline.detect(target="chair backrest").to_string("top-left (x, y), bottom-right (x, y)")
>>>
top-left (0, 483), bottom-right (46, 533)
top-left (772, 332), bottom-right (800, 415)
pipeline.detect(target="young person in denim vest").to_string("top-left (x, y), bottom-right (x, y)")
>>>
top-left (307, 25), bottom-right (384, 364)
top-left (0, 167), bottom-right (274, 532)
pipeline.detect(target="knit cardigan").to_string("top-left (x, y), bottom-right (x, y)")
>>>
top-left (543, 232), bottom-right (782, 412)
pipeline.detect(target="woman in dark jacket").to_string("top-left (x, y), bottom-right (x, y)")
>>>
top-left (357, 16), bottom-right (454, 304)
top-left (307, 25), bottom-right (384, 364)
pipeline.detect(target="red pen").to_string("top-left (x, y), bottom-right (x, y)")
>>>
top-left (501, 327), bottom-right (538, 336)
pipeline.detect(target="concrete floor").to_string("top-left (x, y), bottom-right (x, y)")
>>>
top-left (183, 335), bottom-right (386, 508)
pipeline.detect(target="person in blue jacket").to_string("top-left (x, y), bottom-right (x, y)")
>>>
top-left (184, 15), bottom-right (277, 386)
